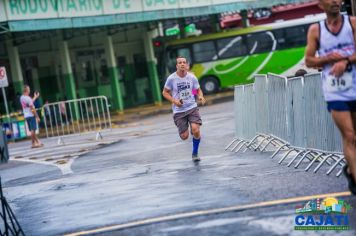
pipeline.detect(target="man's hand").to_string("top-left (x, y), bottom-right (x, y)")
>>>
top-left (330, 59), bottom-right (348, 78)
top-left (34, 91), bottom-right (40, 100)
top-left (198, 96), bottom-right (206, 106)
top-left (172, 99), bottom-right (183, 107)
top-left (326, 52), bottom-right (345, 64)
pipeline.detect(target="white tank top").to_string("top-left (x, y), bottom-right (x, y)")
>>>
top-left (318, 14), bottom-right (356, 101)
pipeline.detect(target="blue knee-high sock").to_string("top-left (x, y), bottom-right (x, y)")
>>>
top-left (192, 137), bottom-right (200, 155)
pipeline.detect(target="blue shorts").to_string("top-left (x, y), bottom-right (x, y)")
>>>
top-left (26, 117), bottom-right (37, 131)
top-left (327, 100), bottom-right (356, 112)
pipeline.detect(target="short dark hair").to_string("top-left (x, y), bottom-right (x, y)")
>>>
top-left (176, 56), bottom-right (187, 64)
top-left (23, 85), bottom-right (30, 93)
top-left (294, 69), bottom-right (307, 77)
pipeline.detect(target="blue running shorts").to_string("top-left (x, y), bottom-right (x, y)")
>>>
top-left (26, 116), bottom-right (37, 131)
top-left (327, 100), bottom-right (356, 112)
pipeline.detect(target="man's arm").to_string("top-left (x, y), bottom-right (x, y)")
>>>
top-left (32, 91), bottom-right (39, 102)
top-left (162, 87), bottom-right (182, 107)
top-left (305, 23), bottom-right (345, 68)
top-left (347, 16), bottom-right (356, 64)
top-left (32, 108), bottom-right (40, 122)
top-left (25, 97), bottom-right (40, 122)
top-left (196, 88), bottom-right (206, 105)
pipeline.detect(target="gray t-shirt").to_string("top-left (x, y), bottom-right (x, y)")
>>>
top-left (164, 72), bottom-right (200, 114)
top-left (20, 95), bottom-right (34, 118)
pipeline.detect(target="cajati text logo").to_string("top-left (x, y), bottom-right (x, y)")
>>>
top-left (294, 197), bottom-right (352, 231)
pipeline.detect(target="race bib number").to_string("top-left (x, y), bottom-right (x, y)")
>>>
top-left (179, 89), bottom-right (192, 101)
top-left (326, 72), bottom-right (352, 92)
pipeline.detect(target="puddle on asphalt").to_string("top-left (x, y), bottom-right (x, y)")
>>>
top-left (50, 182), bottom-right (85, 191)
top-left (56, 160), bottom-right (67, 164)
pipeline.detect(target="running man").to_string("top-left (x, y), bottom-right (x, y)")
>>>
top-left (305, 0), bottom-right (356, 194)
top-left (162, 56), bottom-right (206, 161)
top-left (20, 85), bottom-right (43, 148)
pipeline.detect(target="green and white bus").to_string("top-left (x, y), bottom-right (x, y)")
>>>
top-left (160, 14), bottom-right (326, 94)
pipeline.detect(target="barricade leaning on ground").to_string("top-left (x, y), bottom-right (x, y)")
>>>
top-left (0, 177), bottom-right (25, 235)
top-left (225, 73), bottom-right (345, 177)
top-left (42, 96), bottom-right (112, 144)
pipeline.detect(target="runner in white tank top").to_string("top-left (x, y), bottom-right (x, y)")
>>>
top-left (305, 0), bottom-right (356, 195)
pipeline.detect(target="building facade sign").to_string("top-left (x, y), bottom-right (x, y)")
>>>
top-left (3, 0), bottom-right (253, 21)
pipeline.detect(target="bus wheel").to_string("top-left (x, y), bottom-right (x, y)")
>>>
top-left (201, 77), bottom-right (219, 94)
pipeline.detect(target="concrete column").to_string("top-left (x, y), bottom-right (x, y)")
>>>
top-left (6, 40), bottom-right (24, 95)
top-left (351, 0), bottom-right (356, 16)
top-left (31, 68), bottom-right (43, 105)
top-left (143, 31), bottom-right (162, 105)
top-left (59, 40), bottom-right (79, 119)
top-left (104, 35), bottom-right (124, 112)
top-left (59, 41), bottom-right (76, 100)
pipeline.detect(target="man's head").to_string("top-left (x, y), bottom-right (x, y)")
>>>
top-left (23, 85), bottom-right (30, 95)
top-left (295, 69), bottom-right (307, 77)
top-left (176, 56), bottom-right (188, 72)
top-left (318, 0), bottom-right (343, 15)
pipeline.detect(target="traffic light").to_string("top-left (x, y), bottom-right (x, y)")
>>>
top-left (153, 40), bottom-right (162, 47)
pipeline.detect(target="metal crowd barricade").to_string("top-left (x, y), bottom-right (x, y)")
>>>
top-left (226, 85), bottom-right (248, 152)
top-left (303, 73), bottom-right (342, 152)
top-left (42, 96), bottom-right (111, 144)
top-left (254, 75), bottom-right (269, 134)
top-left (286, 76), bottom-right (306, 147)
top-left (227, 73), bottom-right (345, 177)
top-left (243, 84), bottom-right (257, 140)
top-left (266, 73), bottom-right (288, 140)
top-left (1, 177), bottom-right (25, 235)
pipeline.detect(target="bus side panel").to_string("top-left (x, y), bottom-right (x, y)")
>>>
top-left (257, 47), bottom-right (305, 76)
top-left (193, 47), bottom-right (305, 88)
top-left (196, 54), bottom-right (269, 87)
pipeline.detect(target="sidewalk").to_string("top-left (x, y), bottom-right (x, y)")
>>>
top-left (110, 89), bottom-right (234, 125)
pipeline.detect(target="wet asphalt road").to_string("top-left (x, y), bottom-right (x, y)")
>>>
top-left (1, 100), bottom-right (355, 236)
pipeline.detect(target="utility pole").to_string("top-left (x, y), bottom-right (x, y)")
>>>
top-left (351, 0), bottom-right (356, 16)
top-left (345, 0), bottom-right (356, 15)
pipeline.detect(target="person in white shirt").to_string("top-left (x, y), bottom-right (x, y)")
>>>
top-left (162, 56), bottom-right (206, 162)
top-left (20, 85), bottom-right (43, 148)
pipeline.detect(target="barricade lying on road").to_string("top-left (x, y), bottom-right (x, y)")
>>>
top-left (42, 96), bottom-right (112, 144)
top-left (226, 73), bottom-right (344, 177)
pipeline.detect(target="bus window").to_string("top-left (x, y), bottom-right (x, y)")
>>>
top-left (284, 26), bottom-right (307, 48)
top-left (167, 47), bottom-right (192, 73)
top-left (246, 32), bottom-right (275, 54)
top-left (193, 41), bottom-right (217, 63)
top-left (273, 29), bottom-right (287, 50)
top-left (216, 36), bottom-right (247, 59)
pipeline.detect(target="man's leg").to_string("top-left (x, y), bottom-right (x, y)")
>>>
top-left (331, 111), bottom-right (356, 183)
top-left (179, 130), bottom-right (189, 140)
top-left (188, 108), bottom-right (202, 159)
top-left (351, 111), bottom-right (356, 137)
top-left (174, 113), bottom-right (189, 140)
top-left (34, 135), bottom-right (42, 146)
top-left (31, 131), bottom-right (36, 147)
top-left (191, 122), bottom-right (201, 156)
